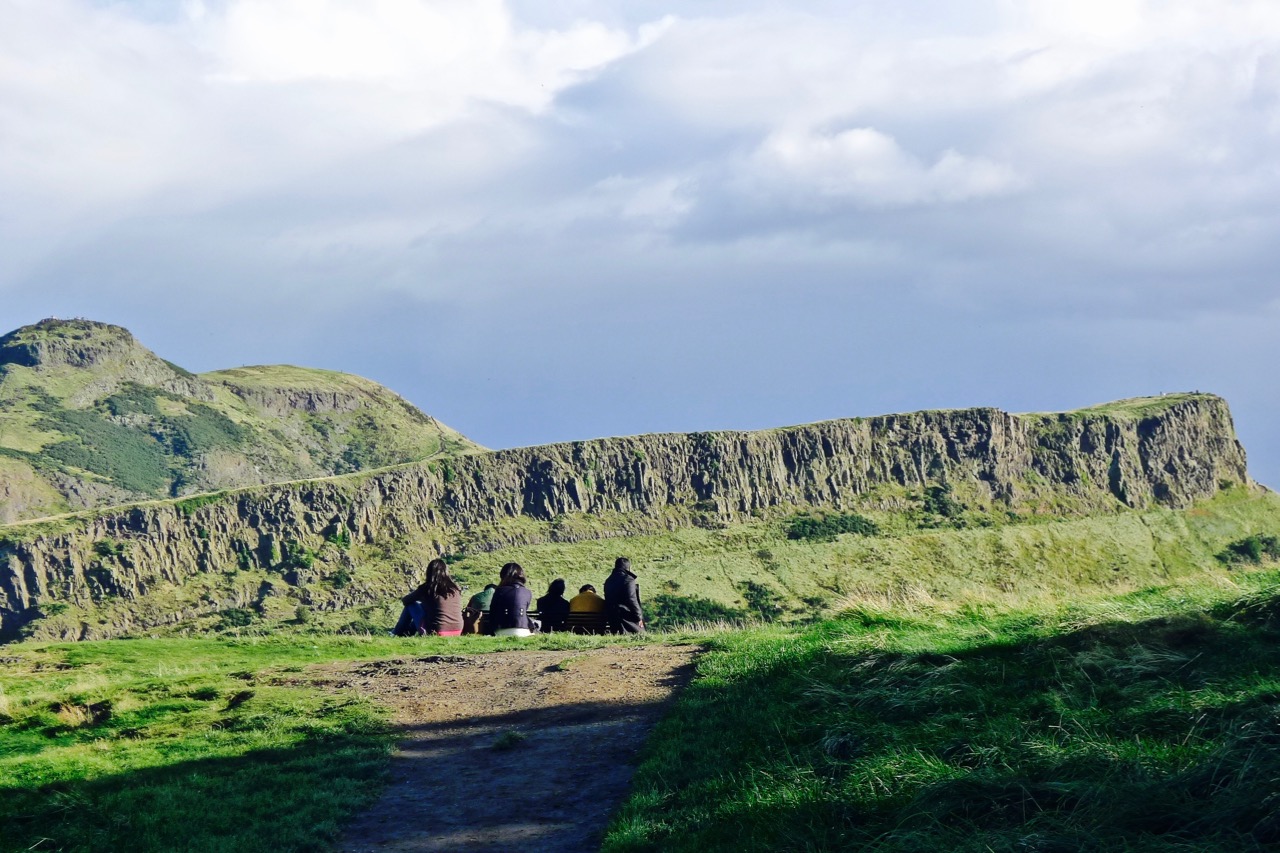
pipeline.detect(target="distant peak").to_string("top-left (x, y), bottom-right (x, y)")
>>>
top-left (0, 318), bottom-right (144, 369)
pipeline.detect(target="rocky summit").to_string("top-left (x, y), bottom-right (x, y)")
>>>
top-left (0, 318), bottom-right (483, 523)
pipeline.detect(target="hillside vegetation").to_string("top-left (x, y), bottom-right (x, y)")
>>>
top-left (6, 567), bottom-right (1280, 851)
top-left (606, 568), bottom-right (1280, 852)
top-left (0, 319), bottom-right (483, 522)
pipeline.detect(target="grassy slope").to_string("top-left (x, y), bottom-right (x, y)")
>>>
top-left (0, 328), bottom-right (483, 521)
top-left (605, 566), bottom-right (1280, 852)
top-left (13, 486), bottom-right (1278, 644)
top-left (366, 487), bottom-right (1280, 632)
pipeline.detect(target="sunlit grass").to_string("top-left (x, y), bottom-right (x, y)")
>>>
top-left (606, 567), bottom-right (1280, 852)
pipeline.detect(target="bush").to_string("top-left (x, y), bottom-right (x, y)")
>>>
top-left (93, 539), bottom-right (127, 559)
top-left (39, 409), bottom-right (170, 494)
top-left (217, 609), bottom-right (256, 630)
top-left (648, 594), bottom-right (746, 629)
top-left (740, 581), bottom-right (785, 622)
top-left (282, 540), bottom-right (315, 570)
top-left (1219, 534), bottom-right (1280, 565)
top-left (175, 493), bottom-right (226, 517)
top-left (786, 512), bottom-right (878, 541)
top-left (922, 484), bottom-right (963, 518)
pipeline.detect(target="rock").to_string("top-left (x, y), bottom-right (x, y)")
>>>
top-left (0, 393), bottom-right (1251, 642)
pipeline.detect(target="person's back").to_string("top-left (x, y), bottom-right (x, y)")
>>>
top-left (566, 585), bottom-right (608, 635)
top-left (603, 557), bottom-right (644, 634)
top-left (425, 587), bottom-right (464, 636)
top-left (537, 579), bottom-right (570, 633)
top-left (467, 585), bottom-right (496, 613)
top-left (394, 558), bottom-right (464, 636)
top-left (465, 583), bottom-right (497, 635)
top-left (491, 562), bottom-right (533, 637)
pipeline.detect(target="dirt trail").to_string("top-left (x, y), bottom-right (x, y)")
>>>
top-left (314, 645), bottom-right (700, 853)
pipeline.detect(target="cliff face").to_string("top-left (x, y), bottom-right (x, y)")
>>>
top-left (0, 394), bottom-right (1250, 641)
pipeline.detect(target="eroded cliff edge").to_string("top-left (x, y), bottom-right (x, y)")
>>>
top-left (0, 393), bottom-right (1251, 641)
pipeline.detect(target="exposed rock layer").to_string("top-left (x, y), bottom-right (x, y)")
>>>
top-left (0, 394), bottom-right (1250, 641)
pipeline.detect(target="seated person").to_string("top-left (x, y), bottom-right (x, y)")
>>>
top-left (537, 579), bottom-right (571, 633)
top-left (421, 558), bottom-right (464, 636)
top-left (565, 583), bottom-right (608, 635)
top-left (489, 562), bottom-right (533, 638)
top-left (604, 557), bottom-right (645, 634)
top-left (393, 558), bottom-right (464, 636)
top-left (464, 583), bottom-right (497, 635)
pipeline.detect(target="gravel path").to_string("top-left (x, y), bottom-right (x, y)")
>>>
top-left (313, 645), bottom-right (700, 853)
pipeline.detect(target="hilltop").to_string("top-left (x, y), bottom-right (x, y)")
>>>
top-left (0, 319), bottom-right (483, 523)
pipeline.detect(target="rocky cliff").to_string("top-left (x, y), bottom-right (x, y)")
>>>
top-left (0, 393), bottom-right (1250, 641)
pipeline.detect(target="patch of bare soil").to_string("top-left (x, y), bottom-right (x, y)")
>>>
top-left (315, 644), bottom-right (700, 853)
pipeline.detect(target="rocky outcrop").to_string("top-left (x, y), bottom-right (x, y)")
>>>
top-left (0, 393), bottom-right (1251, 641)
top-left (0, 318), bottom-right (213, 403)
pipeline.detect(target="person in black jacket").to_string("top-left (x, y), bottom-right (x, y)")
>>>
top-left (490, 562), bottom-right (534, 638)
top-left (537, 578), bottom-right (570, 633)
top-left (603, 557), bottom-right (644, 634)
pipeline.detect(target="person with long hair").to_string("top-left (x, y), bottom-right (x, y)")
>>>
top-left (420, 558), bottom-right (464, 636)
top-left (392, 558), bottom-right (464, 636)
top-left (489, 561), bottom-right (533, 638)
top-left (537, 578), bottom-right (570, 633)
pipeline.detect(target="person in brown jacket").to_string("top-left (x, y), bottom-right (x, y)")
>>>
top-left (393, 558), bottom-right (464, 636)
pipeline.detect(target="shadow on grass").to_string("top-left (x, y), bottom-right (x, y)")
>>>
top-left (2, 733), bottom-right (388, 853)
top-left (606, 604), bottom-right (1280, 853)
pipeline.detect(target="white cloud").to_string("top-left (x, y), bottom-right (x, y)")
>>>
top-left (749, 127), bottom-right (1022, 208)
top-left (0, 0), bottom-right (642, 227)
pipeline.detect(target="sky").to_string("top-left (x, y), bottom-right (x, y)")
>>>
top-left (1, 0), bottom-right (1278, 487)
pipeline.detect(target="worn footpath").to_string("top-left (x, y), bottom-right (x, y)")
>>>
top-left (314, 644), bottom-right (700, 853)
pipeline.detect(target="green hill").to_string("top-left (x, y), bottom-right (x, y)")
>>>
top-left (0, 319), bottom-right (483, 523)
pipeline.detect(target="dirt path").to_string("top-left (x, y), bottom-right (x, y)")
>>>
top-left (314, 645), bottom-right (701, 853)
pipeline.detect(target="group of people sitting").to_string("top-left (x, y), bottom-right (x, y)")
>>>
top-left (391, 556), bottom-right (645, 638)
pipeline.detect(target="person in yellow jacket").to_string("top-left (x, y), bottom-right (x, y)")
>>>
top-left (565, 584), bottom-right (608, 634)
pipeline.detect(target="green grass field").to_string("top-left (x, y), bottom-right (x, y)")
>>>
top-left (0, 630), bottom-right (677, 853)
top-left (7, 487), bottom-right (1280, 851)
top-left (605, 568), bottom-right (1280, 852)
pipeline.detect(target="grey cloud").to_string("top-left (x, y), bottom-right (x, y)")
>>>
top-left (3, 1), bottom-right (1279, 488)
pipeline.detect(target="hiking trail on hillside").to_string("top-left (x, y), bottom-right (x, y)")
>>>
top-left (314, 644), bottom-right (700, 853)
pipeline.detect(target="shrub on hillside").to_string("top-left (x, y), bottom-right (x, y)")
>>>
top-left (217, 608), bottom-right (257, 630)
top-left (1218, 534), bottom-right (1280, 565)
top-left (648, 594), bottom-right (746, 628)
top-left (786, 512), bottom-right (878, 541)
top-left (739, 580), bottom-right (785, 622)
top-left (92, 539), bottom-right (127, 559)
top-left (922, 483), bottom-right (963, 518)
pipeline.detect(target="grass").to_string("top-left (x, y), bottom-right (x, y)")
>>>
top-left (0, 630), bottom-right (696, 853)
top-left (10, 486), bottom-right (1280, 644)
top-left (604, 567), bottom-right (1280, 852)
top-left (10, 570), bottom-right (1280, 850)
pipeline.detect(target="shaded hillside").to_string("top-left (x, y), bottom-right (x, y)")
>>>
top-left (0, 391), bottom-right (1262, 642)
top-left (0, 319), bottom-right (483, 522)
